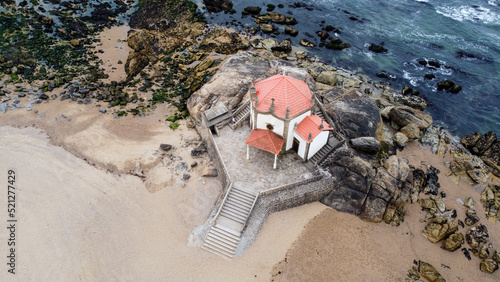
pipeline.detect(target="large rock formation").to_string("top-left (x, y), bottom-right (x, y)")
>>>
top-left (321, 89), bottom-right (381, 139)
top-left (203, 0), bottom-right (233, 13)
top-left (321, 150), bottom-right (411, 224)
top-left (187, 51), bottom-right (318, 120)
top-left (126, 0), bottom-right (206, 78)
top-left (461, 131), bottom-right (500, 177)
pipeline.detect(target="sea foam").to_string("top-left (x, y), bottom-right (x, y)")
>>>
top-left (436, 5), bottom-right (500, 25)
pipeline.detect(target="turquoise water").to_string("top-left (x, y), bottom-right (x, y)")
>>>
top-left (205, 0), bottom-right (500, 137)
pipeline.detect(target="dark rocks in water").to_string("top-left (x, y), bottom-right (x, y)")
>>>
top-left (259, 24), bottom-right (275, 33)
top-left (316, 30), bottom-right (330, 41)
top-left (323, 89), bottom-right (381, 139)
top-left (480, 259), bottom-right (499, 273)
top-left (325, 38), bottom-right (351, 50)
top-left (418, 59), bottom-right (428, 66)
top-left (441, 233), bottom-right (464, 252)
top-left (299, 39), bottom-right (315, 47)
top-left (271, 39), bottom-right (292, 54)
top-left (424, 166), bottom-right (440, 195)
top-left (203, 0), bottom-right (233, 13)
top-left (159, 143), bottom-right (173, 152)
top-left (289, 2), bottom-right (314, 11)
top-left (285, 26), bottom-right (298, 37)
top-left (428, 60), bottom-right (441, 68)
top-left (267, 4), bottom-right (276, 12)
top-left (424, 73), bottom-right (435, 80)
top-left (243, 6), bottom-right (261, 15)
top-left (401, 86), bottom-right (413, 95)
top-left (278, 4), bottom-right (284, 8)
top-left (368, 43), bottom-right (388, 53)
top-left (456, 50), bottom-right (493, 63)
top-left (377, 71), bottom-right (389, 79)
top-left (350, 137), bottom-right (381, 155)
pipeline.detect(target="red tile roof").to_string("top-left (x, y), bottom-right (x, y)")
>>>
top-left (294, 115), bottom-right (333, 143)
top-left (245, 129), bottom-right (285, 155)
top-left (254, 74), bottom-right (313, 119)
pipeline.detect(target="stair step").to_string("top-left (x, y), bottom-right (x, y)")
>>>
top-left (231, 187), bottom-right (256, 199)
top-left (213, 224), bottom-right (240, 238)
top-left (222, 205), bottom-right (249, 219)
top-left (205, 236), bottom-right (237, 252)
top-left (228, 191), bottom-right (254, 202)
top-left (206, 233), bottom-right (238, 249)
top-left (210, 229), bottom-right (240, 244)
top-left (202, 243), bottom-right (233, 258)
top-left (225, 197), bottom-right (252, 210)
top-left (227, 193), bottom-right (254, 205)
top-left (220, 211), bottom-right (247, 224)
top-left (220, 207), bottom-right (248, 220)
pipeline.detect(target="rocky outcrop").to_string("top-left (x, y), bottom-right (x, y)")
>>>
top-left (316, 70), bottom-right (338, 86)
top-left (126, 0), bottom-right (206, 77)
top-left (243, 6), bottom-right (261, 15)
top-left (388, 106), bottom-right (433, 130)
top-left (350, 137), bottom-right (380, 155)
top-left (460, 131), bottom-right (500, 177)
top-left (437, 80), bottom-right (462, 93)
top-left (480, 184), bottom-right (500, 222)
top-left (322, 89), bottom-right (381, 139)
top-left (187, 51), bottom-right (317, 120)
top-left (321, 150), bottom-right (411, 224)
top-left (368, 43), bottom-right (388, 53)
top-left (203, 0), bottom-right (233, 13)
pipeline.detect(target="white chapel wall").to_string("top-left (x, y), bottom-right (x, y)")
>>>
top-left (256, 114), bottom-right (285, 136)
top-left (286, 111), bottom-right (311, 150)
top-left (307, 131), bottom-right (329, 159)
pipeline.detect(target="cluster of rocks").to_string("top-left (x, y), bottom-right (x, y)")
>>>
top-left (320, 152), bottom-right (412, 226)
top-left (480, 184), bottom-right (500, 222)
top-left (460, 131), bottom-right (500, 177)
top-left (418, 189), bottom-right (500, 274)
top-left (407, 260), bottom-right (446, 282)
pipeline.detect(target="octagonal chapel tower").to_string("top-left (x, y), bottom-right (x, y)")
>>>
top-left (247, 74), bottom-right (332, 163)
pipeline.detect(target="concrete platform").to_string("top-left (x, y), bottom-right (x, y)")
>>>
top-left (213, 123), bottom-right (315, 194)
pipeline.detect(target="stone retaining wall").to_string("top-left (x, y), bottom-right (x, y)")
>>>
top-left (235, 177), bottom-right (335, 256)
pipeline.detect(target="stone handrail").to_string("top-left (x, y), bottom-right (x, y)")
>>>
top-left (214, 182), bottom-right (233, 220)
top-left (207, 127), bottom-right (232, 184)
top-left (229, 99), bottom-right (251, 130)
top-left (258, 174), bottom-right (324, 197)
top-left (232, 99), bottom-right (251, 117)
top-left (314, 95), bottom-right (345, 142)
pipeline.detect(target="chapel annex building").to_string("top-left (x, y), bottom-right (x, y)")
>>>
top-left (245, 74), bottom-right (333, 167)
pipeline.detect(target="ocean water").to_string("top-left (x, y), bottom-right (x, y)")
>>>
top-left (201, 0), bottom-right (500, 138)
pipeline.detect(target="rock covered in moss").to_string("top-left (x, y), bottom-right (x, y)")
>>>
top-left (418, 261), bottom-right (446, 282)
top-left (441, 233), bottom-right (463, 251)
top-left (480, 259), bottom-right (498, 273)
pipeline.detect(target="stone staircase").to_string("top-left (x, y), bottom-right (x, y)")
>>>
top-left (309, 143), bottom-right (334, 165)
top-left (202, 186), bottom-right (258, 259)
top-left (229, 100), bottom-right (251, 130)
top-left (202, 224), bottom-right (241, 259)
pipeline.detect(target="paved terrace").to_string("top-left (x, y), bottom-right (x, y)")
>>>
top-left (213, 123), bottom-right (316, 194)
